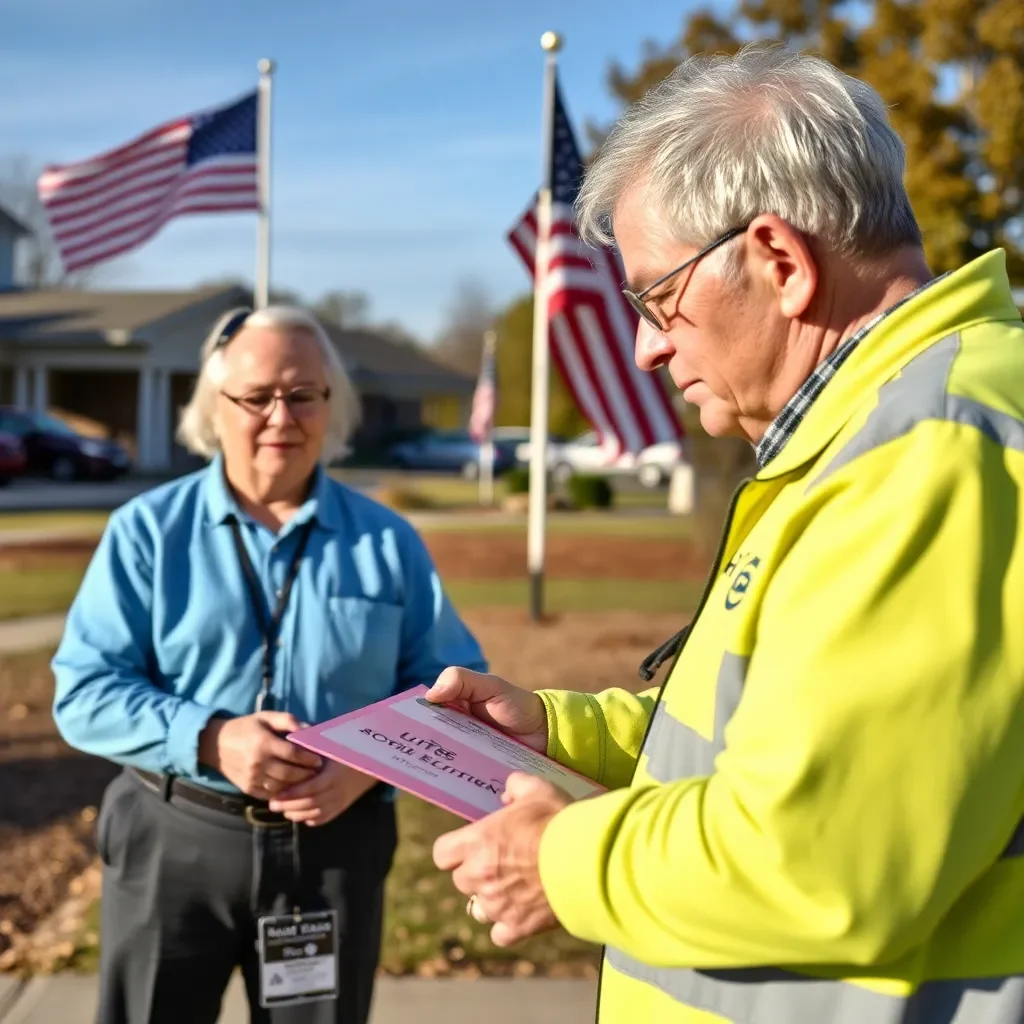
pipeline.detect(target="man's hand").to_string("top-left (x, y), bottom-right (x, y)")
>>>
top-left (269, 760), bottom-right (378, 827)
top-left (432, 772), bottom-right (572, 947)
top-left (198, 712), bottom-right (322, 800)
top-left (426, 667), bottom-right (548, 753)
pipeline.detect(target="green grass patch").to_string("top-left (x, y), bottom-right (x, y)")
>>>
top-left (448, 578), bottom-right (704, 614)
top-left (0, 569), bottom-right (700, 622)
top-left (0, 566), bottom-right (87, 620)
top-left (68, 794), bottom-right (599, 977)
top-left (67, 900), bottom-right (101, 974)
top-left (339, 471), bottom-right (671, 513)
top-left (0, 511), bottom-right (110, 534)
top-left (353, 473), bottom-right (499, 510)
top-left (380, 794), bottom-right (599, 975)
top-left (0, 491), bottom-right (680, 538)
top-left (416, 513), bottom-right (694, 539)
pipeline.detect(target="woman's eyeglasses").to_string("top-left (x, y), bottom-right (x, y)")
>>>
top-left (211, 309), bottom-right (330, 418)
top-left (622, 225), bottom-right (749, 331)
top-left (221, 387), bottom-right (331, 419)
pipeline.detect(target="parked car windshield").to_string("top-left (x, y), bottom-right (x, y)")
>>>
top-left (31, 413), bottom-right (80, 437)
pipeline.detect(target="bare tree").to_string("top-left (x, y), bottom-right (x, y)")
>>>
top-left (313, 290), bottom-right (371, 328)
top-left (432, 277), bottom-right (495, 376)
top-left (194, 277), bottom-right (301, 307)
top-left (0, 155), bottom-right (99, 288)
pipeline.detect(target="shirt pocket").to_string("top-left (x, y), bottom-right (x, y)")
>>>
top-left (319, 596), bottom-right (404, 712)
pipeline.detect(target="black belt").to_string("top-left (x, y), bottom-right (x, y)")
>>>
top-left (131, 768), bottom-right (291, 828)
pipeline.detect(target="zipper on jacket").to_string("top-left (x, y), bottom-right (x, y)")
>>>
top-left (593, 477), bottom-right (750, 1024)
top-left (632, 478), bottom-right (749, 758)
top-left (636, 479), bottom-right (751, 684)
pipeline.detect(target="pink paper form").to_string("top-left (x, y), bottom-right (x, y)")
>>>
top-left (288, 685), bottom-right (605, 821)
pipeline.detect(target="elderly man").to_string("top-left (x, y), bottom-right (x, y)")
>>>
top-left (429, 44), bottom-right (1024, 1024)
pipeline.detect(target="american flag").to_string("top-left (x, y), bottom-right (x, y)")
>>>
top-left (37, 91), bottom-right (260, 274)
top-left (468, 337), bottom-right (498, 443)
top-left (507, 77), bottom-right (683, 457)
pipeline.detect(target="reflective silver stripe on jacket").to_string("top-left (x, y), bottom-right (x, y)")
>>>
top-left (645, 682), bottom-right (1024, 863)
top-left (620, 328), bottom-right (1024, 1019)
top-left (643, 652), bottom-right (747, 781)
top-left (604, 953), bottom-right (1024, 1024)
top-left (810, 332), bottom-right (1024, 492)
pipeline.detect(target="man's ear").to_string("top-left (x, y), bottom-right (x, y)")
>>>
top-left (745, 214), bottom-right (817, 319)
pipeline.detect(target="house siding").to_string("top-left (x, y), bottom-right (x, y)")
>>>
top-left (0, 220), bottom-right (17, 289)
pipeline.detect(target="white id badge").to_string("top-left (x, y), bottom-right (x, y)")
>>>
top-left (257, 910), bottom-right (339, 1009)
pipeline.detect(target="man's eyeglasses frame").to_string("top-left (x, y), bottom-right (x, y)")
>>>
top-left (621, 225), bottom-right (749, 331)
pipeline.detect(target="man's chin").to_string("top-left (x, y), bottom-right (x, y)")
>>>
top-left (697, 404), bottom-right (743, 440)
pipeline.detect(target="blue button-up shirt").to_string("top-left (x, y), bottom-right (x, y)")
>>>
top-left (51, 457), bottom-right (488, 794)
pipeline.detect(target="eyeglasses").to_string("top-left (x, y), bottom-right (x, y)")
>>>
top-left (220, 387), bottom-right (332, 418)
top-left (622, 225), bottom-right (749, 331)
top-left (212, 308), bottom-right (330, 418)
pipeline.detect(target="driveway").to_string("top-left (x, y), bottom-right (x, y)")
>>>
top-left (0, 471), bottom-right (393, 513)
top-left (0, 479), bottom-right (153, 512)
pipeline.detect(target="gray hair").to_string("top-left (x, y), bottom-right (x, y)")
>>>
top-left (176, 304), bottom-right (361, 463)
top-left (576, 43), bottom-right (922, 264)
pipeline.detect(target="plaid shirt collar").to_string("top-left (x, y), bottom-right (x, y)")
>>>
top-left (754, 275), bottom-right (945, 469)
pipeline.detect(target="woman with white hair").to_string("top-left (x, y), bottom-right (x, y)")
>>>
top-left (51, 304), bottom-right (488, 1024)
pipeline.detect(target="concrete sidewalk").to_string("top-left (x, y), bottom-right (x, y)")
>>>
top-left (0, 613), bottom-right (65, 655)
top-left (0, 973), bottom-right (597, 1023)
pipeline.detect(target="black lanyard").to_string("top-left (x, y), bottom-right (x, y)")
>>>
top-left (228, 516), bottom-right (315, 713)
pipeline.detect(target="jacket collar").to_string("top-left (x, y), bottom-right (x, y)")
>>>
top-left (757, 249), bottom-right (1022, 481)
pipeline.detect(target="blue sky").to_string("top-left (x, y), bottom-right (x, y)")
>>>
top-left (2, 0), bottom-right (700, 341)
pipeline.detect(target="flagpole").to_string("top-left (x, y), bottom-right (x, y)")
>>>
top-left (255, 57), bottom-right (276, 309)
top-left (478, 328), bottom-right (498, 508)
top-left (527, 31), bottom-right (561, 622)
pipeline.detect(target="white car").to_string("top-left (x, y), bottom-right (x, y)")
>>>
top-left (516, 430), bottom-right (685, 489)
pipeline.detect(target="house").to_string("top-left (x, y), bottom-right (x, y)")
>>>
top-left (0, 206), bottom-right (29, 288)
top-left (0, 211), bottom-right (475, 474)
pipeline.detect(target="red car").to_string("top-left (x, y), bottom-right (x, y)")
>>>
top-left (0, 431), bottom-right (26, 486)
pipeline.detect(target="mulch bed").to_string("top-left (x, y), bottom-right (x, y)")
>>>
top-left (0, 650), bottom-right (117, 969)
top-left (0, 530), bottom-right (705, 582)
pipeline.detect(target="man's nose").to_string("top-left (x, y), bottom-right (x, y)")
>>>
top-left (634, 318), bottom-right (674, 372)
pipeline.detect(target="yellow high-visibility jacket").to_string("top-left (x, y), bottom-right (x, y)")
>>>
top-left (536, 250), bottom-right (1024, 1024)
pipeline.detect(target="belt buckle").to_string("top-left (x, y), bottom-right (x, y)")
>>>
top-left (244, 804), bottom-right (291, 829)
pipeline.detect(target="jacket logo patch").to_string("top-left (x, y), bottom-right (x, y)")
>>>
top-left (724, 552), bottom-right (761, 610)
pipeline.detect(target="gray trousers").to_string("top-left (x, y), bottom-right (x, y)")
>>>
top-left (95, 769), bottom-right (397, 1024)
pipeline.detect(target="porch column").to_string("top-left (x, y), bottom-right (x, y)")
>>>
top-left (30, 366), bottom-right (48, 414)
top-left (151, 369), bottom-right (172, 472)
top-left (13, 366), bottom-right (29, 409)
top-left (667, 462), bottom-right (696, 516)
top-left (136, 366), bottom-right (156, 470)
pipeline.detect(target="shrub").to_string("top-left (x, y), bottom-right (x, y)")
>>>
top-left (371, 486), bottom-right (437, 511)
top-left (567, 473), bottom-right (613, 509)
top-left (504, 467), bottom-right (531, 495)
